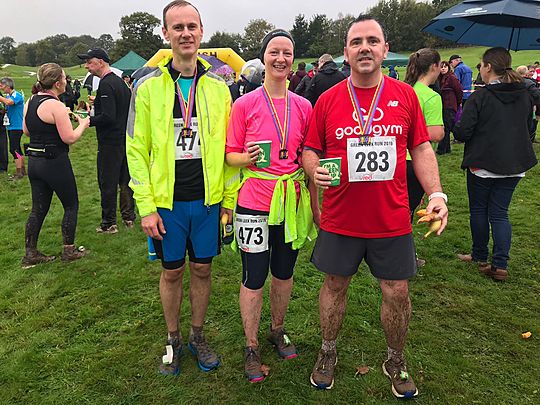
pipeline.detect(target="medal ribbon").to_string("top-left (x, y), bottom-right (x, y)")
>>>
top-left (175, 67), bottom-right (197, 131)
top-left (346, 76), bottom-right (384, 136)
top-left (260, 85), bottom-right (290, 153)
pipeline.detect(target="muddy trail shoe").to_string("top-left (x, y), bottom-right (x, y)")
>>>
top-left (310, 349), bottom-right (337, 390)
top-left (244, 346), bottom-right (265, 383)
top-left (188, 333), bottom-right (220, 371)
top-left (382, 359), bottom-right (418, 399)
top-left (61, 246), bottom-right (89, 262)
top-left (123, 220), bottom-right (135, 229)
top-left (267, 327), bottom-right (298, 359)
top-left (159, 337), bottom-right (183, 376)
top-left (96, 224), bottom-right (118, 234)
top-left (21, 251), bottom-right (56, 269)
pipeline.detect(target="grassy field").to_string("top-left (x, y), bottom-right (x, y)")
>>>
top-left (1, 50), bottom-right (539, 404)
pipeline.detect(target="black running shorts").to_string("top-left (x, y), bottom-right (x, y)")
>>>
top-left (311, 229), bottom-right (417, 280)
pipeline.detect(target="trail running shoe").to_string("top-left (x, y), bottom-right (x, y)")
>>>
top-left (244, 346), bottom-right (265, 383)
top-left (21, 251), bottom-right (56, 269)
top-left (159, 338), bottom-right (183, 376)
top-left (96, 224), bottom-right (118, 234)
top-left (310, 349), bottom-right (337, 390)
top-left (61, 246), bottom-right (89, 262)
top-left (267, 327), bottom-right (298, 359)
top-left (188, 333), bottom-right (220, 371)
top-left (382, 359), bottom-right (418, 399)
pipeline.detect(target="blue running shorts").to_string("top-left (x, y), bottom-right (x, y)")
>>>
top-left (152, 200), bottom-right (220, 269)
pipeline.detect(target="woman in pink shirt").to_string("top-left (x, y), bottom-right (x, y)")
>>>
top-left (226, 29), bottom-right (317, 383)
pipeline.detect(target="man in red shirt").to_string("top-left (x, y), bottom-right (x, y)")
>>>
top-left (302, 15), bottom-right (448, 398)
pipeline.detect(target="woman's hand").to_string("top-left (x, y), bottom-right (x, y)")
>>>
top-left (76, 115), bottom-right (90, 129)
top-left (246, 141), bottom-right (261, 165)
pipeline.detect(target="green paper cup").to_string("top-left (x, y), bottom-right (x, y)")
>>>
top-left (320, 157), bottom-right (342, 186)
top-left (75, 110), bottom-right (89, 118)
top-left (255, 140), bottom-right (272, 168)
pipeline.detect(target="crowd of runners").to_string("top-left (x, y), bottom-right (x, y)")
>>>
top-left (1, 0), bottom-right (538, 399)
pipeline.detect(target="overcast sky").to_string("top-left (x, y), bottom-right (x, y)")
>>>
top-left (5, 0), bottom-right (379, 44)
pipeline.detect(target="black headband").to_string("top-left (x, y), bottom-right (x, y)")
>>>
top-left (259, 29), bottom-right (295, 63)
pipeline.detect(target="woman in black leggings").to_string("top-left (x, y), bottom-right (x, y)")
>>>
top-left (21, 63), bottom-right (90, 268)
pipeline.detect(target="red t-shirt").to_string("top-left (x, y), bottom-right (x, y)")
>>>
top-left (304, 77), bottom-right (429, 238)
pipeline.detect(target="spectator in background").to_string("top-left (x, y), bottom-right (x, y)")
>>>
top-left (0, 77), bottom-right (26, 180)
top-left (388, 65), bottom-right (399, 80)
top-left (473, 63), bottom-right (485, 90)
top-left (238, 59), bottom-right (264, 96)
top-left (534, 61), bottom-right (540, 80)
top-left (306, 54), bottom-right (346, 106)
top-left (294, 61), bottom-right (318, 98)
top-left (341, 60), bottom-right (351, 77)
top-left (289, 61), bottom-right (307, 91)
top-left (59, 75), bottom-right (75, 111)
top-left (73, 79), bottom-right (81, 107)
top-left (449, 54), bottom-right (473, 105)
top-left (78, 48), bottom-right (135, 234)
top-left (0, 94), bottom-right (7, 173)
top-left (454, 47), bottom-right (537, 282)
top-left (437, 61), bottom-right (463, 155)
top-left (517, 65), bottom-right (540, 142)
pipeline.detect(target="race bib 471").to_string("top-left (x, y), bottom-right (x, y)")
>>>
top-left (174, 117), bottom-right (201, 160)
top-left (235, 213), bottom-right (269, 253)
top-left (347, 136), bottom-right (397, 182)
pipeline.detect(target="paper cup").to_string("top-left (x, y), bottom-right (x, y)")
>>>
top-left (320, 157), bottom-right (342, 186)
top-left (75, 110), bottom-right (89, 118)
top-left (255, 140), bottom-right (272, 168)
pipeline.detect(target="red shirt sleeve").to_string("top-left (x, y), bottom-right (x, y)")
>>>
top-left (226, 98), bottom-right (246, 153)
top-left (304, 96), bottom-right (326, 153)
top-left (406, 87), bottom-right (430, 151)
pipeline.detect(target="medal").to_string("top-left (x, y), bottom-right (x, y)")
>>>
top-left (346, 76), bottom-right (385, 137)
top-left (261, 86), bottom-right (291, 160)
top-left (175, 67), bottom-right (197, 138)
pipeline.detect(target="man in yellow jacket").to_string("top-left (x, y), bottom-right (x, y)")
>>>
top-left (126, 0), bottom-right (239, 376)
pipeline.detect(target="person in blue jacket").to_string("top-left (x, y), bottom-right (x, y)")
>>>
top-left (449, 55), bottom-right (473, 106)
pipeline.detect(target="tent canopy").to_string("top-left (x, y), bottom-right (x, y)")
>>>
top-left (333, 51), bottom-right (410, 68)
top-left (111, 51), bottom-right (147, 76)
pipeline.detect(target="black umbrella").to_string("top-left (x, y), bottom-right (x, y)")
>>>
top-left (422, 0), bottom-right (540, 51)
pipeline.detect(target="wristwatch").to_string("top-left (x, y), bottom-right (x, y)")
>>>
top-left (428, 192), bottom-right (448, 203)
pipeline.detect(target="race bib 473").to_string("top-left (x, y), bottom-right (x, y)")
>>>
top-left (347, 136), bottom-right (397, 182)
top-left (235, 213), bottom-right (269, 253)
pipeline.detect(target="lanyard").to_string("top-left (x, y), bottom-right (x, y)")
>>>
top-left (346, 76), bottom-right (384, 140)
top-left (175, 67), bottom-right (197, 137)
top-left (260, 85), bottom-right (291, 159)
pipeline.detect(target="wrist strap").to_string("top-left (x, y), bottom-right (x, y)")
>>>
top-left (428, 192), bottom-right (447, 203)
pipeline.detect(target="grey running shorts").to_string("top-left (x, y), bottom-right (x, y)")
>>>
top-left (311, 229), bottom-right (417, 280)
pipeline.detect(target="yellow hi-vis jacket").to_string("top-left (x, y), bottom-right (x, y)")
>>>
top-left (126, 56), bottom-right (240, 217)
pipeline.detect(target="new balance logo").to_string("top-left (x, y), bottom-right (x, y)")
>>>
top-left (387, 100), bottom-right (399, 107)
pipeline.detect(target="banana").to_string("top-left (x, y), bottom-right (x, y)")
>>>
top-left (221, 213), bottom-right (229, 237)
top-left (417, 213), bottom-right (437, 223)
top-left (416, 209), bottom-right (428, 217)
top-left (423, 219), bottom-right (442, 239)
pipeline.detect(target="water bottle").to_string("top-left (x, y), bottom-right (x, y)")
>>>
top-left (221, 213), bottom-right (234, 245)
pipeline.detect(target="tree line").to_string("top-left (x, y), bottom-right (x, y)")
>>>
top-left (0, 0), bottom-right (460, 67)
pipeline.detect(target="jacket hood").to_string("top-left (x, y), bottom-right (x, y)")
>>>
top-left (319, 61), bottom-right (339, 74)
top-left (486, 82), bottom-right (528, 104)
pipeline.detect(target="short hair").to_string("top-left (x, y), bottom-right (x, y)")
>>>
top-left (319, 54), bottom-right (333, 66)
top-left (346, 14), bottom-right (387, 44)
top-left (0, 77), bottom-right (15, 89)
top-left (516, 65), bottom-right (528, 76)
top-left (163, 0), bottom-right (202, 28)
top-left (297, 62), bottom-right (306, 70)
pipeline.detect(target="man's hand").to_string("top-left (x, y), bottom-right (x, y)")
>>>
top-left (141, 212), bottom-right (166, 240)
top-left (220, 207), bottom-right (233, 224)
top-left (313, 166), bottom-right (332, 189)
top-left (425, 197), bottom-right (448, 235)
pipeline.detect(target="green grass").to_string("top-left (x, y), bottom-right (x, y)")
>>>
top-left (1, 52), bottom-right (540, 403)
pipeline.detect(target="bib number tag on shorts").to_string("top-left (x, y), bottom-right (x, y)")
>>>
top-left (235, 213), bottom-right (269, 253)
top-left (2, 114), bottom-right (9, 127)
top-left (174, 118), bottom-right (201, 160)
top-left (347, 136), bottom-right (396, 182)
